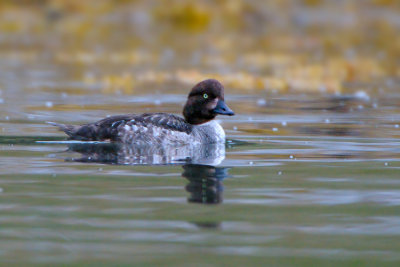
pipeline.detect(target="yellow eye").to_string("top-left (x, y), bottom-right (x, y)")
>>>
top-left (203, 93), bottom-right (208, 99)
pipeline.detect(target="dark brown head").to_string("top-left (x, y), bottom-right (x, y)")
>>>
top-left (183, 79), bottom-right (234, 125)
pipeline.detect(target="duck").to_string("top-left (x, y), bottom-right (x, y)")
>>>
top-left (49, 79), bottom-right (234, 145)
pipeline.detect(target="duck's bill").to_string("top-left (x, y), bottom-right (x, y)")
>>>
top-left (213, 99), bottom-right (235, 116)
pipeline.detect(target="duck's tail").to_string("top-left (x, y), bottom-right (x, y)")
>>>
top-left (47, 115), bottom-right (134, 141)
top-left (47, 120), bottom-right (121, 141)
top-left (47, 121), bottom-right (93, 140)
top-left (47, 121), bottom-right (75, 136)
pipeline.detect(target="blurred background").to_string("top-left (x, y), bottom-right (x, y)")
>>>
top-left (0, 0), bottom-right (398, 95)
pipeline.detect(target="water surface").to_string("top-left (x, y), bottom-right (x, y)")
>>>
top-left (1, 86), bottom-right (400, 266)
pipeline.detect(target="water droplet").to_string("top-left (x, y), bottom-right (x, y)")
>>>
top-left (233, 126), bottom-right (238, 131)
top-left (45, 101), bottom-right (53, 108)
top-left (354, 90), bottom-right (370, 101)
top-left (281, 121), bottom-right (287, 126)
top-left (249, 161), bottom-right (254, 165)
top-left (289, 155), bottom-right (294, 159)
top-left (325, 119), bottom-right (330, 123)
top-left (278, 171), bottom-right (282, 175)
top-left (395, 124), bottom-right (399, 128)
top-left (257, 99), bottom-right (266, 106)
top-left (272, 127), bottom-right (278, 132)
top-left (384, 162), bottom-right (388, 166)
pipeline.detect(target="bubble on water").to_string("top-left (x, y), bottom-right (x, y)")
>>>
top-left (248, 117), bottom-right (253, 121)
top-left (249, 161), bottom-right (254, 165)
top-left (372, 103), bottom-right (378, 109)
top-left (98, 168), bottom-right (103, 171)
top-left (281, 121), bottom-right (287, 126)
top-left (257, 98), bottom-right (266, 106)
top-left (384, 162), bottom-right (388, 166)
top-left (278, 171), bottom-right (282, 175)
top-left (357, 105), bottom-right (364, 110)
top-left (45, 101), bottom-right (53, 108)
top-left (61, 92), bottom-right (68, 98)
top-left (52, 173), bottom-right (57, 177)
top-left (354, 90), bottom-right (370, 101)
top-left (233, 126), bottom-right (237, 131)
top-left (395, 124), bottom-right (399, 128)
top-left (272, 127), bottom-right (278, 132)
top-left (154, 99), bottom-right (161, 105)
top-left (5, 116), bottom-right (9, 121)
top-left (325, 119), bottom-right (330, 123)
top-left (289, 155), bottom-right (294, 159)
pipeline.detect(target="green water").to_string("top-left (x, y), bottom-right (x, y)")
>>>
top-left (1, 91), bottom-right (400, 266)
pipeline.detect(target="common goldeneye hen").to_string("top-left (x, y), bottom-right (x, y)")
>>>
top-left (49, 79), bottom-right (234, 145)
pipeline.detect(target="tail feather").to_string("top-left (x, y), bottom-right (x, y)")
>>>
top-left (46, 121), bottom-right (79, 138)
top-left (47, 121), bottom-right (115, 141)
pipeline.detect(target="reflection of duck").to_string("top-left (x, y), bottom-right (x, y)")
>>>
top-left (49, 79), bottom-right (234, 145)
top-left (67, 142), bottom-right (225, 166)
top-left (182, 164), bottom-right (229, 204)
top-left (64, 142), bottom-right (230, 204)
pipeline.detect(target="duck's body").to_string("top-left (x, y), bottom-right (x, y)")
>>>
top-left (117, 114), bottom-right (226, 145)
top-left (50, 79), bottom-right (234, 145)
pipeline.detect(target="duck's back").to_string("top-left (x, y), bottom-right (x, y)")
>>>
top-left (51, 113), bottom-right (194, 145)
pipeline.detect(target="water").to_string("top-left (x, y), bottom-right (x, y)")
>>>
top-left (1, 85), bottom-right (400, 266)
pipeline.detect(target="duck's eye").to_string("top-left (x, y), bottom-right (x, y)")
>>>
top-left (203, 93), bottom-right (208, 99)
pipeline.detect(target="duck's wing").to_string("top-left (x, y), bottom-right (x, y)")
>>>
top-left (116, 113), bottom-right (193, 144)
top-left (129, 113), bottom-right (192, 134)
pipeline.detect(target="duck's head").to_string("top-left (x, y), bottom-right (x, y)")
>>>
top-left (183, 79), bottom-right (234, 125)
